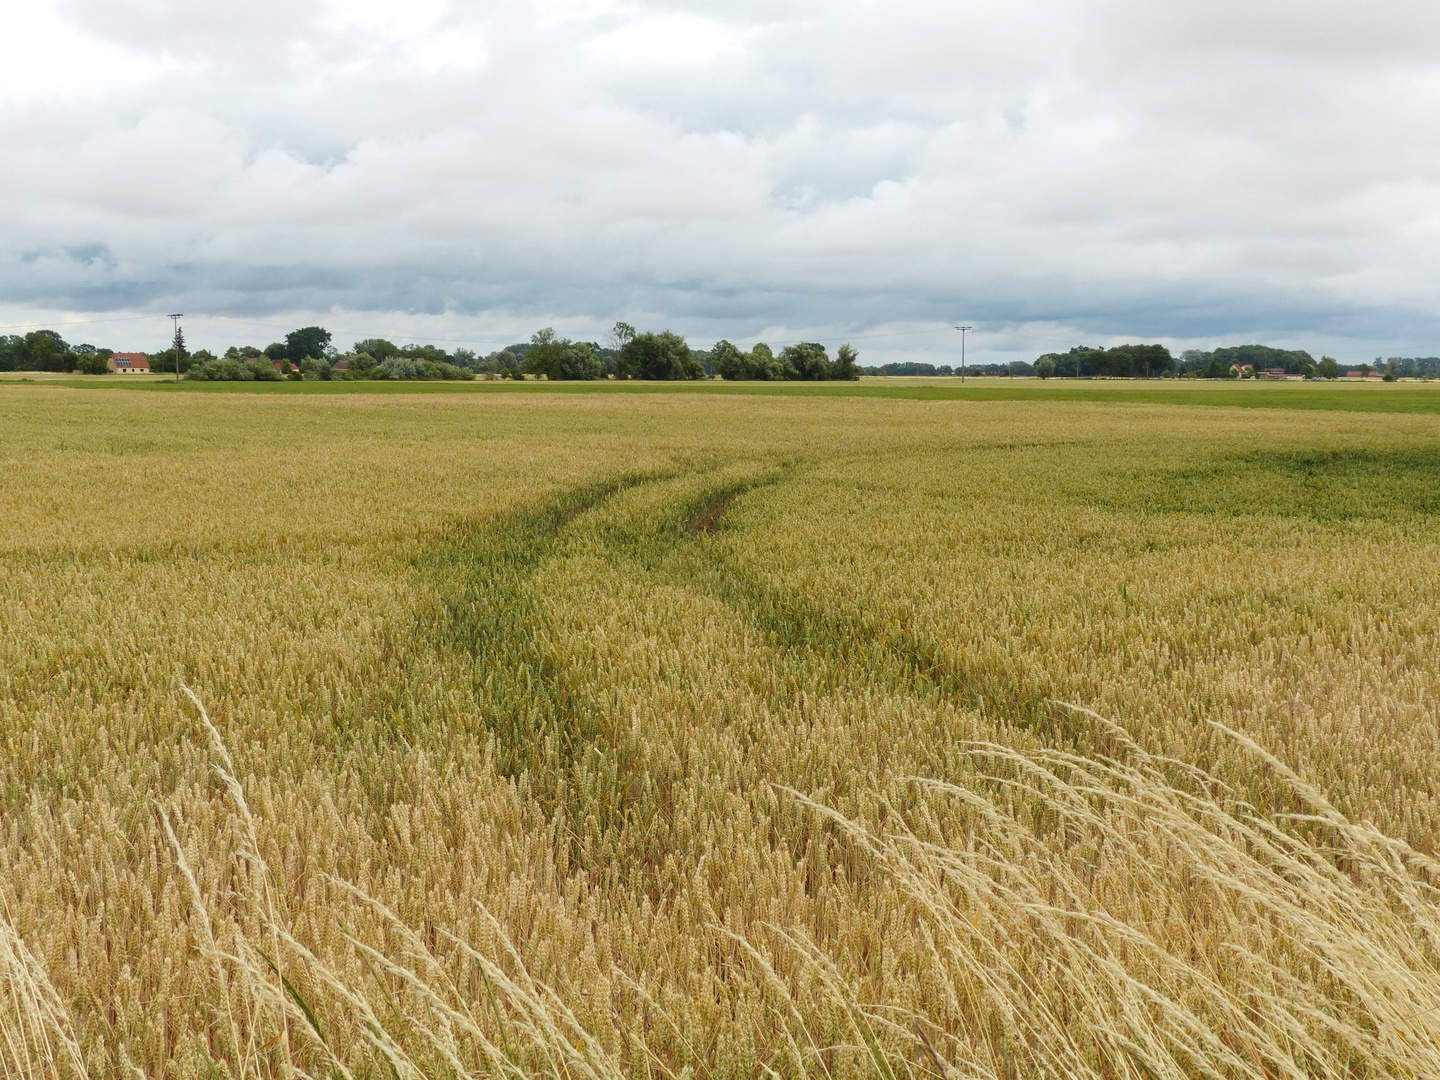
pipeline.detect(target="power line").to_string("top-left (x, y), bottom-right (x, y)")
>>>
top-left (694, 326), bottom-right (959, 351)
top-left (0, 311), bottom-right (970, 354)
top-left (0, 314), bottom-right (159, 332)
top-left (201, 316), bottom-right (517, 346)
top-left (0, 312), bottom-right (518, 346)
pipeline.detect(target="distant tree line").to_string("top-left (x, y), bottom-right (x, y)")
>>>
top-left (711, 340), bottom-right (859, 381)
top-left (1031, 344), bottom-right (1175, 379)
top-left (0, 330), bottom-right (115, 374)
top-left (1175, 348), bottom-right (1438, 380)
top-left (1025, 343), bottom-right (1438, 380)
top-left (1173, 346), bottom-right (1317, 378)
top-left (518, 328), bottom-right (860, 381)
top-left (861, 361), bottom-right (1036, 377)
top-left (16, 321), bottom-right (1438, 383)
top-left (10, 321), bottom-right (862, 383)
top-left (1370, 356), bottom-right (1440, 379)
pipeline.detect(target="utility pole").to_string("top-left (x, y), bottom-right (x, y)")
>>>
top-left (954, 324), bottom-right (973, 383)
top-left (168, 314), bottom-right (184, 382)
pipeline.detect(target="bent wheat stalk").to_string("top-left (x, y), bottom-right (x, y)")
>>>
top-left (0, 897), bottom-right (89, 1080)
top-left (770, 704), bottom-right (1440, 1080)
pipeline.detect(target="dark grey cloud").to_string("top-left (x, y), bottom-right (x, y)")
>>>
top-left (3, 0), bottom-right (1440, 362)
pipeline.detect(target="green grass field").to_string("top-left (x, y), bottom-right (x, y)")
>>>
top-left (4, 383), bottom-right (1440, 1080)
top-left (6, 371), bottom-right (1440, 413)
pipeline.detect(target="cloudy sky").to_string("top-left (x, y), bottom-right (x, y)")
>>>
top-left (3, 0), bottom-right (1439, 363)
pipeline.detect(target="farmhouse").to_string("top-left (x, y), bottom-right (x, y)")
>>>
top-left (109, 353), bottom-right (150, 374)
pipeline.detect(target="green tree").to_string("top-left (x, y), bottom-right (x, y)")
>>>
top-left (711, 340), bottom-right (748, 380)
top-left (523, 328), bottom-right (603, 380)
top-left (285, 326), bottom-right (332, 363)
top-left (780, 342), bottom-right (831, 380)
top-left (1085, 343), bottom-right (1172, 378)
top-left (24, 330), bottom-right (68, 371)
top-left (1035, 356), bottom-right (1056, 379)
top-left (559, 343), bottom-right (603, 380)
top-left (354, 338), bottom-right (400, 360)
top-left (1124, 343), bottom-right (1173, 378)
top-left (151, 327), bottom-right (193, 374)
top-left (748, 343), bottom-right (782, 380)
top-left (620, 331), bottom-right (694, 380)
top-left (378, 357), bottom-right (421, 379)
top-left (401, 343), bottom-right (449, 363)
top-left (605, 323), bottom-right (637, 378)
top-left (523, 327), bottom-right (560, 377)
top-left (151, 350), bottom-right (195, 374)
top-left (1317, 356), bottom-right (1341, 379)
top-left (1043, 346), bottom-right (1099, 378)
top-left (1210, 345), bottom-right (1314, 375)
top-left (297, 355), bottom-right (333, 380)
top-left (606, 322), bottom-right (636, 355)
top-left (418, 361), bottom-right (475, 381)
top-left (833, 343), bottom-right (860, 381)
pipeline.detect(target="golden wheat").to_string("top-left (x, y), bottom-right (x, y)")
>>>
top-left (2, 386), bottom-right (1440, 1077)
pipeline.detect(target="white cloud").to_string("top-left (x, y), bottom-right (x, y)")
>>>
top-left (585, 13), bottom-right (740, 66)
top-left (0, 1), bottom-right (164, 103)
top-left (3, 0), bottom-right (1440, 361)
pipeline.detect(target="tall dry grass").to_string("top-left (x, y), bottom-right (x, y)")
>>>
top-left (21, 684), bottom-right (1440, 1079)
top-left (0, 897), bottom-right (89, 1080)
top-left (3, 387), bottom-right (1440, 1076)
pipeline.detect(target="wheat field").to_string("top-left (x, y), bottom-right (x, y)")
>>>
top-left (4, 385), bottom-right (1440, 1079)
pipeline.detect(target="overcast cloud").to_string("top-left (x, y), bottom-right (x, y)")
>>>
top-left (2, 0), bottom-right (1439, 362)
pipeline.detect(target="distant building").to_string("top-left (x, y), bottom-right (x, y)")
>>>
top-left (1345, 370), bottom-right (1383, 379)
top-left (332, 359), bottom-right (348, 371)
top-left (109, 353), bottom-right (150, 374)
